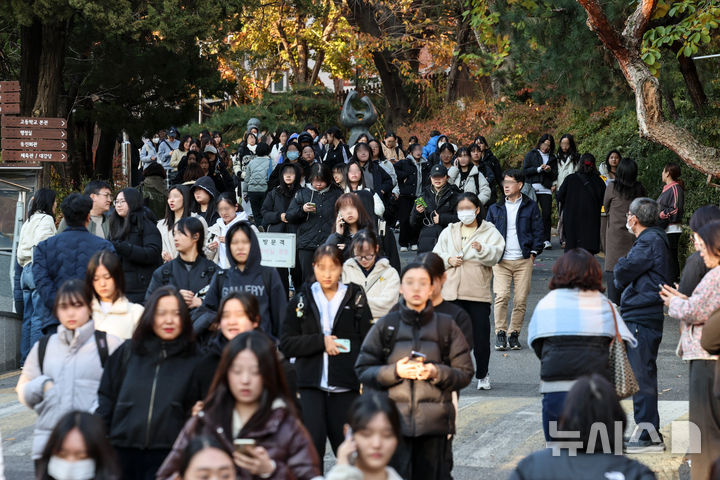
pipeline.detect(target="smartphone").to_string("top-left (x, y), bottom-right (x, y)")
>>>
top-left (345, 428), bottom-right (358, 465)
top-left (307, 202), bottom-right (316, 209)
top-left (410, 350), bottom-right (426, 361)
top-left (338, 213), bottom-right (345, 226)
top-left (233, 438), bottom-right (256, 455)
top-left (335, 338), bottom-right (351, 353)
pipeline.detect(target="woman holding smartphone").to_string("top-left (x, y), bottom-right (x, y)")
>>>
top-left (325, 393), bottom-right (404, 480)
top-left (280, 245), bottom-right (373, 471)
top-left (157, 330), bottom-right (320, 480)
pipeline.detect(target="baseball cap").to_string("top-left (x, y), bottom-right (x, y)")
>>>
top-left (430, 164), bottom-right (448, 177)
top-left (204, 145), bottom-right (218, 154)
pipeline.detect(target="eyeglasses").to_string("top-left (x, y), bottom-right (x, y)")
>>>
top-left (354, 254), bottom-right (376, 262)
top-left (95, 192), bottom-right (113, 200)
top-left (113, 199), bottom-right (126, 206)
top-left (626, 212), bottom-right (635, 218)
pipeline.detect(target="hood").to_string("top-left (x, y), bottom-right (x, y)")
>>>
top-left (308, 183), bottom-right (331, 194)
top-left (192, 176), bottom-right (218, 200)
top-left (226, 220), bottom-right (263, 272)
top-left (398, 298), bottom-right (435, 327)
top-left (406, 154), bottom-right (428, 164)
top-left (214, 211), bottom-right (248, 232)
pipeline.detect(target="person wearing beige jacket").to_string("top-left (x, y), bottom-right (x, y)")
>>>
top-left (86, 250), bottom-right (143, 339)
top-left (433, 192), bottom-right (504, 390)
top-left (341, 230), bottom-right (400, 322)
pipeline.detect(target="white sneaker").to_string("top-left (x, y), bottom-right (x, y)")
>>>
top-left (400, 247), bottom-right (408, 252)
top-left (544, 240), bottom-right (552, 250)
top-left (477, 376), bottom-right (491, 390)
top-left (410, 244), bottom-right (418, 251)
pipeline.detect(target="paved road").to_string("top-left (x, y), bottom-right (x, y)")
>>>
top-left (0, 237), bottom-right (690, 478)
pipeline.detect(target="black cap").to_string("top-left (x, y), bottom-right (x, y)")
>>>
top-left (297, 132), bottom-right (313, 144)
top-left (430, 164), bottom-right (448, 177)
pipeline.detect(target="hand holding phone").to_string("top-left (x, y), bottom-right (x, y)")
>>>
top-left (335, 338), bottom-right (351, 353)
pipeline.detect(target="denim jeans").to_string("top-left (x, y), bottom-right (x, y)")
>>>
top-left (542, 391), bottom-right (569, 441)
top-left (625, 320), bottom-right (663, 441)
top-left (20, 265), bottom-right (45, 364)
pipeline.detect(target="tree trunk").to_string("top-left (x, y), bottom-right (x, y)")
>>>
top-left (446, 17), bottom-right (473, 102)
top-left (20, 19), bottom-right (42, 116)
top-left (577, 0), bottom-right (719, 175)
top-left (676, 51), bottom-right (707, 112)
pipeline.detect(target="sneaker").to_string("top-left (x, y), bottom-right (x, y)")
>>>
top-left (624, 438), bottom-right (666, 453)
top-left (544, 240), bottom-right (552, 250)
top-left (400, 246), bottom-right (408, 252)
top-left (410, 244), bottom-right (418, 251)
top-left (495, 331), bottom-right (507, 351)
top-left (509, 331), bottom-right (522, 350)
top-left (477, 376), bottom-right (491, 390)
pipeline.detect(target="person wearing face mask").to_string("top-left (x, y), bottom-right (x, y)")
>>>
top-left (286, 163), bottom-right (343, 282)
top-left (36, 411), bottom-right (121, 480)
top-left (266, 141), bottom-right (303, 191)
top-left (97, 287), bottom-right (204, 480)
top-left (140, 131), bottom-right (161, 169)
top-left (157, 330), bottom-right (320, 480)
top-left (17, 280), bottom-right (123, 471)
top-left (613, 197), bottom-right (670, 453)
top-left (326, 393), bottom-right (404, 480)
top-left (410, 164), bottom-right (461, 253)
top-left (433, 193), bottom-right (505, 390)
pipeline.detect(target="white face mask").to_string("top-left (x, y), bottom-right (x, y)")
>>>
top-left (152, 136), bottom-right (160, 143)
top-left (457, 210), bottom-right (477, 225)
top-left (626, 220), bottom-right (634, 234)
top-left (47, 457), bottom-right (96, 480)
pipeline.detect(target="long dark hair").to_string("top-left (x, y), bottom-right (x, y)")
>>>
top-left (86, 250), bottom-right (126, 302)
top-left (368, 139), bottom-right (385, 161)
top-left (345, 161), bottom-right (368, 191)
top-left (613, 158), bottom-right (646, 201)
top-left (109, 188), bottom-right (144, 240)
top-left (37, 411), bottom-right (120, 480)
top-left (279, 162), bottom-right (302, 197)
top-left (335, 193), bottom-right (373, 231)
top-left (30, 188), bottom-right (57, 219)
top-left (417, 252), bottom-right (445, 281)
top-left (535, 133), bottom-right (555, 153)
top-left (604, 150), bottom-right (621, 174)
top-left (347, 393), bottom-right (402, 440)
top-left (351, 143), bottom-right (373, 164)
top-left (456, 192), bottom-right (485, 223)
top-left (577, 153), bottom-right (598, 175)
top-left (211, 291), bottom-right (261, 332)
top-left (204, 330), bottom-right (294, 434)
top-left (175, 217), bottom-right (206, 258)
top-left (163, 185), bottom-right (191, 232)
top-left (556, 133), bottom-right (578, 161)
top-left (131, 286), bottom-right (194, 353)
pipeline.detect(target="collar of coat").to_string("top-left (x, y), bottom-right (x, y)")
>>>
top-left (57, 319), bottom-right (96, 350)
top-left (398, 299), bottom-right (435, 327)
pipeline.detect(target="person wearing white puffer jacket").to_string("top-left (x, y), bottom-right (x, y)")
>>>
top-left (433, 192), bottom-right (505, 390)
top-left (342, 229), bottom-right (400, 322)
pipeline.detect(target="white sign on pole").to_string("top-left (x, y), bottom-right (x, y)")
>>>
top-left (257, 232), bottom-right (296, 268)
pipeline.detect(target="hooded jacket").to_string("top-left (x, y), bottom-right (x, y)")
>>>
top-left (486, 194), bottom-right (545, 259)
top-left (33, 227), bottom-right (115, 330)
top-left (157, 213), bottom-right (210, 260)
top-left (394, 156), bottom-right (431, 197)
top-left (355, 300), bottom-right (473, 437)
top-left (97, 337), bottom-right (203, 450)
top-left (342, 257), bottom-right (401, 322)
top-left (422, 135), bottom-right (442, 160)
top-left (110, 209), bottom-right (163, 304)
top-left (614, 226), bottom-right (671, 327)
top-left (17, 212), bottom-right (56, 267)
top-left (156, 401), bottom-right (320, 480)
top-left (245, 154), bottom-right (273, 192)
top-left (409, 184), bottom-right (461, 253)
top-left (16, 320), bottom-right (123, 459)
top-left (209, 212), bottom-right (250, 269)
top-left (280, 282), bottom-right (373, 391)
top-left (194, 223), bottom-right (287, 339)
top-left (91, 296), bottom-right (144, 340)
top-left (433, 220), bottom-right (505, 303)
top-left (447, 164), bottom-right (492, 204)
top-left (191, 176), bottom-right (220, 225)
top-left (286, 184), bottom-right (343, 250)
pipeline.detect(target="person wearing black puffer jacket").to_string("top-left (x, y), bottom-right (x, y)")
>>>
top-left (280, 245), bottom-right (372, 472)
top-left (355, 262), bottom-right (473, 480)
top-left (97, 286), bottom-right (204, 480)
top-left (109, 187), bottom-right (162, 304)
top-left (286, 163), bottom-right (343, 282)
top-left (409, 164), bottom-right (461, 253)
top-left (394, 144), bottom-right (431, 251)
top-left (522, 134), bottom-right (558, 249)
top-left (261, 162), bottom-right (303, 295)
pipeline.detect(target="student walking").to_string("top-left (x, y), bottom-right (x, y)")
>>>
top-left (486, 170), bottom-right (544, 351)
top-left (433, 193), bottom-right (505, 389)
top-left (355, 262), bottom-right (473, 480)
top-left (522, 134), bottom-right (557, 250)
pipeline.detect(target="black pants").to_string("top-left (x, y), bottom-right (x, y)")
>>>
top-left (536, 193), bottom-right (552, 242)
top-left (625, 321), bottom-right (663, 442)
top-left (398, 195), bottom-right (419, 247)
top-left (391, 434), bottom-right (450, 480)
top-left (453, 300), bottom-right (491, 379)
top-left (689, 360), bottom-right (720, 480)
top-left (298, 248), bottom-right (315, 283)
top-left (604, 270), bottom-right (622, 305)
top-left (667, 232), bottom-right (681, 284)
top-left (116, 447), bottom-right (170, 480)
top-left (299, 388), bottom-right (358, 470)
top-left (247, 191), bottom-right (266, 226)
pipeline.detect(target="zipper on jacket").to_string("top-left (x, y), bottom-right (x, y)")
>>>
top-left (145, 347), bottom-right (167, 448)
top-left (409, 318), bottom-right (422, 437)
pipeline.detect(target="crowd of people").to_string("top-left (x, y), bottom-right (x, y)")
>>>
top-left (11, 123), bottom-right (720, 480)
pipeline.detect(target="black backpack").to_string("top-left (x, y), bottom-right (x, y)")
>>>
top-left (37, 331), bottom-right (109, 374)
top-left (379, 313), bottom-right (452, 365)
